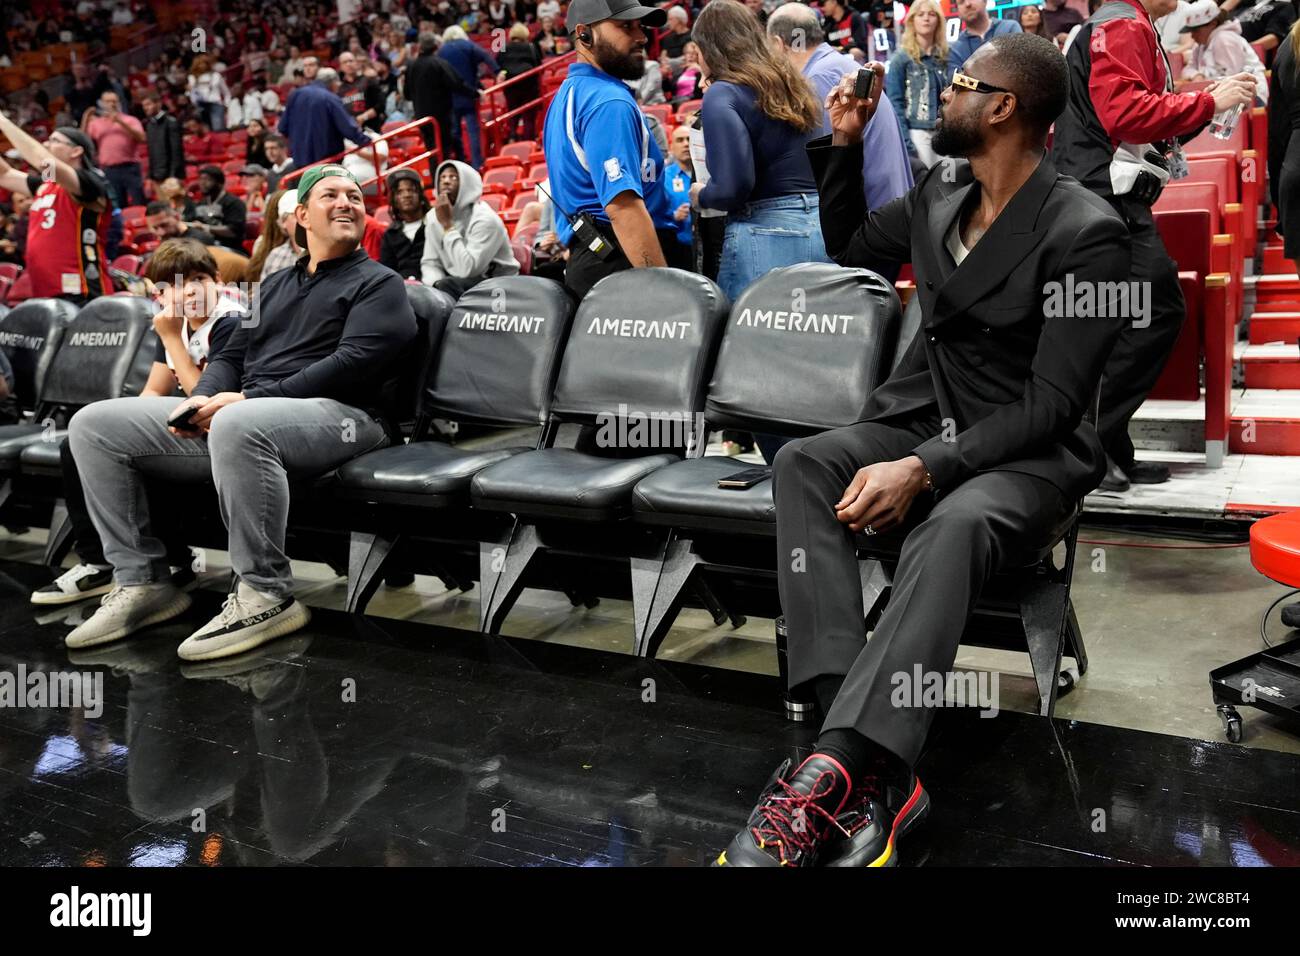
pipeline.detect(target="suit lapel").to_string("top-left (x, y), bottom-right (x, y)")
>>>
top-left (928, 153), bottom-right (1058, 328)
top-left (917, 177), bottom-right (971, 318)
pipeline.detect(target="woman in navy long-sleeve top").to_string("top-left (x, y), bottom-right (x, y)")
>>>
top-left (690, 0), bottom-right (832, 306)
top-left (690, 0), bottom-right (834, 464)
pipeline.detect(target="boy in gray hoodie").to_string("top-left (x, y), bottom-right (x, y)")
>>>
top-left (420, 159), bottom-right (520, 296)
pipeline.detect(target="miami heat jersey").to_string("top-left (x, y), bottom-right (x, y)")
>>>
top-left (24, 170), bottom-right (112, 300)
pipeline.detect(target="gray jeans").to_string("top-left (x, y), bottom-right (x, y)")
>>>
top-left (68, 396), bottom-right (390, 599)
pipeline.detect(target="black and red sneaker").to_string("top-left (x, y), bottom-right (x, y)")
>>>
top-left (714, 755), bottom-right (854, 867)
top-left (820, 773), bottom-right (930, 867)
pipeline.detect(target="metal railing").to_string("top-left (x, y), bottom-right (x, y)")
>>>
top-left (278, 115), bottom-right (444, 208)
top-left (478, 51), bottom-right (576, 159)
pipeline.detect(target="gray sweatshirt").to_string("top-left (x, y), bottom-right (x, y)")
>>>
top-left (420, 160), bottom-right (521, 286)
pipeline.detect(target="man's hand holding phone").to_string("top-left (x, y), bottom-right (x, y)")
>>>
top-left (827, 63), bottom-right (885, 146)
top-left (167, 392), bottom-right (246, 437)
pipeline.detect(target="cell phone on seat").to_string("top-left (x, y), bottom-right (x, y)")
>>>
top-left (717, 467), bottom-right (771, 490)
top-left (167, 403), bottom-right (202, 433)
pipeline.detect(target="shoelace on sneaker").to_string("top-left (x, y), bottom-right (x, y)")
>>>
top-left (750, 768), bottom-right (851, 865)
top-left (98, 586), bottom-right (134, 610)
top-left (836, 775), bottom-right (886, 836)
top-left (212, 592), bottom-right (253, 628)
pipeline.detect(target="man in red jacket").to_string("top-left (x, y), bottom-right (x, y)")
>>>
top-left (1052, 0), bottom-right (1256, 490)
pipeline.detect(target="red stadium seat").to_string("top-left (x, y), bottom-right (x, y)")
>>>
top-left (222, 159), bottom-right (245, 175)
top-left (230, 128), bottom-right (249, 142)
top-left (510, 189), bottom-right (536, 210)
top-left (527, 162), bottom-right (548, 183)
top-left (676, 98), bottom-right (702, 118)
top-left (643, 104), bottom-right (672, 127)
top-left (499, 141), bottom-right (536, 163)
top-left (0, 262), bottom-right (20, 284)
top-left (483, 193), bottom-right (506, 212)
top-left (482, 182), bottom-right (509, 196)
top-left (110, 254), bottom-right (143, 275)
top-left (5, 271), bottom-right (33, 305)
top-left (483, 167), bottom-right (522, 192)
top-left (483, 155), bottom-right (520, 170)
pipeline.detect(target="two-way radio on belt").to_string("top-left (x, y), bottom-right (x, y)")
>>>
top-left (534, 180), bottom-right (616, 262)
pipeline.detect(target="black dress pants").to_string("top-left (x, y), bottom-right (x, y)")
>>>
top-left (1096, 202), bottom-right (1186, 469)
top-left (772, 417), bottom-right (1072, 767)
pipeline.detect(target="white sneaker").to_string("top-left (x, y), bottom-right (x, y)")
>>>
top-left (176, 582), bottom-right (311, 662)
top-left (64, 583), bottom-right (194, 649)
top-left (31, 564), bottom-right (114, 606)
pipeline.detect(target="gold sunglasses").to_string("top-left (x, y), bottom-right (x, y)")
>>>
top-left (950, 71), bottom-right (1012, 95)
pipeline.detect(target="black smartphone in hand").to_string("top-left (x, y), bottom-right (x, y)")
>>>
top-left (854, 67), bottom-right (878, 102)
top-left (166, 403), bottom-right (202, 433)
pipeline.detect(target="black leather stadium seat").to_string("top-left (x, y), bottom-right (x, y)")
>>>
top-left (0, 297), bottom-right (78, 414)
top-left (470, 268), bottom-right (729, 521)
top-left (631, 264), bottom-right (899, 537)
top-left (0, 296), bottom-right (156, 491)
top-left (331, 277), bottom-right (574, 612)
top-left (336, 276), bottom-right (572, 507)
top-left (470, 267), bottom-right (729, 633)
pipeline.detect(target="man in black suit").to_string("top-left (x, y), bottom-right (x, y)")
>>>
top-left (404, 32), bottom-right (479, 162)
top-left (717, 34), bottom-right (1132, 868)
top-left (140, 92), bottom-right (185, 192)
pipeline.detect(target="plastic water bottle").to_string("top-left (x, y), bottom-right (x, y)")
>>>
top-left (1210, 103), bottom-right (1244, 140)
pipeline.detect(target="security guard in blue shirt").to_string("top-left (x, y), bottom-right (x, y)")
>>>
top-left (542, 0), bottom-right (689, 301)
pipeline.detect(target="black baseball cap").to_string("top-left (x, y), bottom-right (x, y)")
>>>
top-left (52, 127), bottom-right (97, 167)
top-left (566, 0), bottom-right (668, 34)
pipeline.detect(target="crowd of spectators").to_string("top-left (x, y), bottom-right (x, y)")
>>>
top-left (0, 0), bottom-right (1273, 295)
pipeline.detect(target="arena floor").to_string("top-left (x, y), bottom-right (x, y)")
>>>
top-left (2, 503), bottom-right (1300, 866)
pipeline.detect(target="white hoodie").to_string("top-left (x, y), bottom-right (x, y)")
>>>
top-left (420, 160), bottom-right (520, 285)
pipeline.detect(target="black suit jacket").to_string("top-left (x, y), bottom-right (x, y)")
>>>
top-left (406, 54), bottom-right (476, 118)
top-left (145, 111), bottom-right (185, 181)
top-left (809, 136), bottom-right (1131, 500)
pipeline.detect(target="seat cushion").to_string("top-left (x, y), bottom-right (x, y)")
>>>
top-left (632, 456), bottom-right (776, 533)
top-left (18, 433), bottom-right (66, 474)
top-left (1251, 512), bottom-right (1300, 587)
top-left (471, 448), bottom-right (679, 521)
top-left (0, 423), bottom-right (48, 468)
top-left (335, 441), bottom-right (529, 506)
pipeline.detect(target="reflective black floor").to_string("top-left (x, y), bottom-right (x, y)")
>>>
top-left (1, 558), bottom-right (1298, 867)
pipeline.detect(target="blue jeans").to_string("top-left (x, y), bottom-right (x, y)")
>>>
top-left (198, 101), bottom-right (226, 132)
top-left (716, 194), bottom-right (832, 463)
top-left (454, 101), bottom-right (482, 168)
top-left (716, 193), bottom-right (832, 303)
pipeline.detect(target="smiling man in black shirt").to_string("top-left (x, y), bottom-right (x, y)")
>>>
top-left (66, 163), bottom-right (418, 661)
